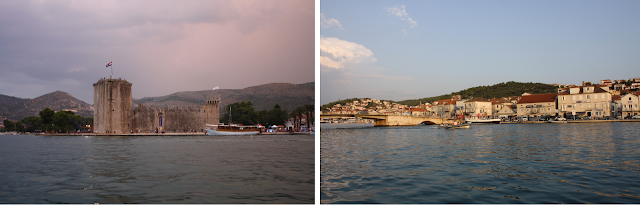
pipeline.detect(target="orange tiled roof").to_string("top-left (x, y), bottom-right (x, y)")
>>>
top-left (517, 93), bottom-right (557, 104)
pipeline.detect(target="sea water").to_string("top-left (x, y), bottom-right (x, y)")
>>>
top-left (0, 134), bottom-right (314, 203)
top-left (321, 122), bottom-right (640, 203)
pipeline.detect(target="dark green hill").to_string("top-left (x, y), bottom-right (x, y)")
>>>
top-left (320, 98), bottom-right (396, 111)
top-left (398, 81), bottom-right (558, 106)
top-left (321, 81), bottom-right (558, 108)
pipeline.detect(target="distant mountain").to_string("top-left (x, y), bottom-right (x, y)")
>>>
top-left (133, 82), bottom-right (314, 113)
top-left (0, 82), bottom-right (314, 122)
top-left (0, 91), bottom-right (93, 121)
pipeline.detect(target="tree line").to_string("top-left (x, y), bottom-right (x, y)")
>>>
top-left (2, 107), bottom-right (93, 133)
top-left (219, 101), bottom-right (313, 126)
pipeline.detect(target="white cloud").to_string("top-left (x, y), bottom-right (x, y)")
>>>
top-left (384, 5), bottom-right (417, 27)
top-left (402, 29), bottom-right (408, 35)
top-left (320, 36), bottom-right (376, 69)
top-left (320, 13), bottom-right (344, 30)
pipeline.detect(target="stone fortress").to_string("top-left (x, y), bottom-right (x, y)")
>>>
top-left (93, 78), bottom-right (220, 134)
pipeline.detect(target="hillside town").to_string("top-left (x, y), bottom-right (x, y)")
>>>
top-left (322, 77), bottom-right (640, 123)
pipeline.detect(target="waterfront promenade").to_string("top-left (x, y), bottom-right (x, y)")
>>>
top-left (504, 119), bottom-right (640, 123)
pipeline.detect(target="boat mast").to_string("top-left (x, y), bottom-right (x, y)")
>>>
top-left (229, 106), bottom-right (232, 124)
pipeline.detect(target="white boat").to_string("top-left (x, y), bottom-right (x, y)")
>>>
top-left (438, 123), bottom-right (471, 129)
top-left (548, 117), bottom-right (568, 123)
top-left (206, 124), bottom-right (262, 136)
top-left (465, 118), bottom-right (501, 124)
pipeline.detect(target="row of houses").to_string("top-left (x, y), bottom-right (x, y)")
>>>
top-left (325, 78), bottom-right (640, 119)
top-left (432, 84), bottom-right (640, 119)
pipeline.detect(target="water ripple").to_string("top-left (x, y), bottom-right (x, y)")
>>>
top-left (321, 122), bottom-right (640, 203)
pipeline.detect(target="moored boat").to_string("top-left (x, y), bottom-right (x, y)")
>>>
top-left (547, 117), bottom-right (568, 123)
top-left (465, 118), bottom-right (501, 124)
top-left (206, 124), bottom-right (263, 136)
top-left (438, 122), bottom-right (471, 129)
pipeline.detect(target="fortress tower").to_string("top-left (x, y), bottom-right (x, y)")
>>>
top-left (93, 78), bottom-right (132, 134)
top-left (204, 95), bottom-right (221, 126)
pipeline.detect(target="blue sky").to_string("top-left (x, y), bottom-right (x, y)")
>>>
top-left (320, 0), bottom-right (640, 105)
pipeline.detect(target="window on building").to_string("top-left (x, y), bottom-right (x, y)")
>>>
top-left (580, 104), bottom-right (583, 108)
top-left (587, 95), bottom-right (590, 99)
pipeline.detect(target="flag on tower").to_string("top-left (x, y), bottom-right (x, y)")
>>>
top-left (106, 62), bottom-right (112, 67)
top-left (212, 86), bottom-right (220, 91)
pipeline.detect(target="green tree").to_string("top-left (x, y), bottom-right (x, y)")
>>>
top-left (52, 111), bottom-right (75, 132)
top-left (2, 120), bottom-right (13, 132)
top-left (220, 101), bottom-right (258, 125)
top-left (2, 120), bottom-right (24, 132)
top-left (39, 107), bottom-right (55, 125)
top-left (267, 104), bottom-right (288, 126)
top-left (290, 104), bottom-right (314, 123)
top-left (21, 116), bottom-right (43, 132)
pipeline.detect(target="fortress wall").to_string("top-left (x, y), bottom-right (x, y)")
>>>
top-left (130, 95), bottom-right (220, 132)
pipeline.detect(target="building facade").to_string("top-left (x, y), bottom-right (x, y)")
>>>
top-left (619, 93), bottom-right (640, 117)
top-left (463, 98), bottom-right (492, 116)
top-left (516, 93), bottom-right (557, 117)
top-left (558, 85), bottom-right (612, 118)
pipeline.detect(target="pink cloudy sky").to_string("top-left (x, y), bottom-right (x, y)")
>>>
top-left (0, 0), bottom-right (314, 104)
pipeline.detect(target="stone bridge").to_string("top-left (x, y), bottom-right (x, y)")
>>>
top-left (321, 114), bottom-right (455, 127)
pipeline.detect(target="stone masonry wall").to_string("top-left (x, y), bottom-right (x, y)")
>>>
top-left (93, 78), bottom-right (132, 134)
top-left (131, 95), bottom-right (220, 132)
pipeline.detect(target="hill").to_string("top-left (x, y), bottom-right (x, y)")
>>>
top-left (133, 82), bottom-right (314, 113)
top-left (0, 91), bottom-right (93, 121)
top-left (321, 81), bottom-right (558, 108)
top-left (398, 81), bottom-right (557, 106)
